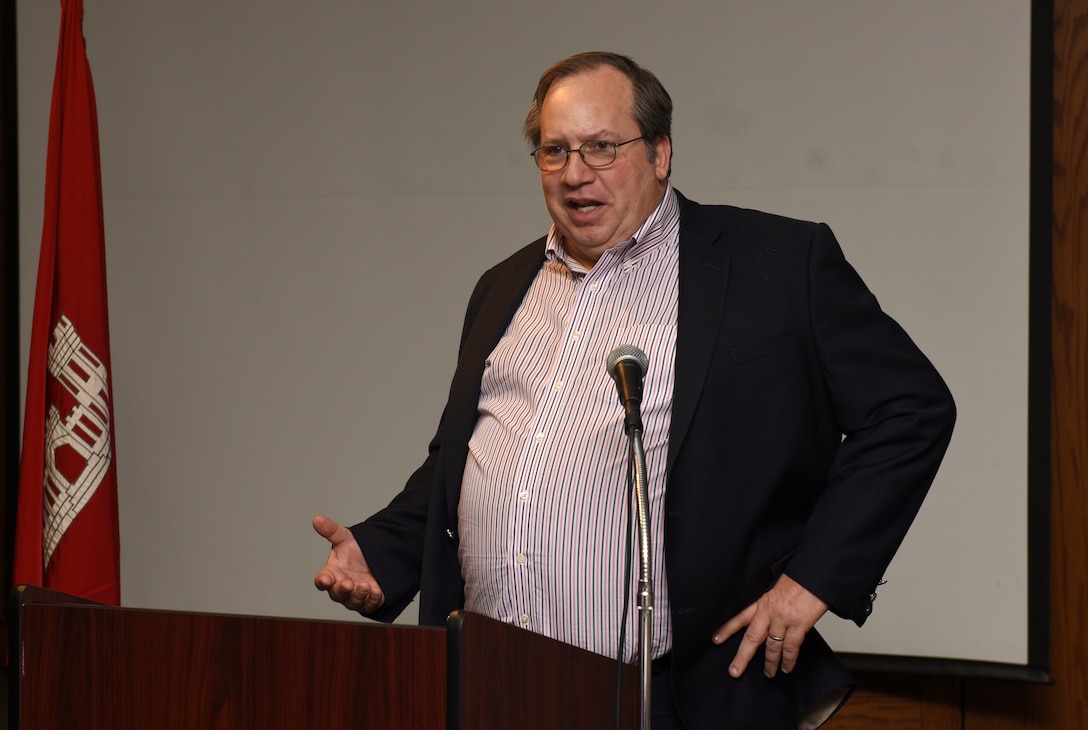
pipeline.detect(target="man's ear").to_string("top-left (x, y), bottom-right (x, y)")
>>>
top-left (653, 136), bottom-right (672, 180)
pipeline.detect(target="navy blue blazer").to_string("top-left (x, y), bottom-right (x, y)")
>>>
top-left (352, 192), bottom-right (955, 727)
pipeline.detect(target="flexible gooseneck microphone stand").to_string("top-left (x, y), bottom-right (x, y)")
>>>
top-left (628, 424), bottom-right (654, 730)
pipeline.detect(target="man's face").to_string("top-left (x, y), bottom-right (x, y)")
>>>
top-left (538, 66), bottom-right (671, 269)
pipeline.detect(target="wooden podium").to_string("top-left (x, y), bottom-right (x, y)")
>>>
top-left (9, 586), bottom-right (638, 729)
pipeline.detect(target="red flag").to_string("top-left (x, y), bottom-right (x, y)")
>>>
top-left (13, 0), bottom-right (120, 605)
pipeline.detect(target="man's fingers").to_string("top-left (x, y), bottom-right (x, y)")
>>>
top-left (313, 568), bottom-right (335, 590)
top-left (710, 603), bottom-right (765, 678)
top-left (712, 602), bottom-right (756, 645)
top-left (332, 580), bottom-right (382, 612)
top-left (312, 515), bottom-right (385, 615)
top-left (327, 579), bottom-right (352, 600)
top-left (324, 577), bottom-right (364, 604)
top-left (779, 627), bottom-right (803, 675)
top-left (715, 575), bottom-right (830, 679)
top-left (762, 628), bottom-right (787, 678)
top-left (727, 618), bottom-right (769, 678)
top-left (313, 514), bottom-right (346, 543)
top-left (360, 584), bottom-right (384, 612)
top-left (319, 572), bottom-right (384, 613)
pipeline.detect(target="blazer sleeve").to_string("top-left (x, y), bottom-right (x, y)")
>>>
top-left (784, 223), bottom-right (956, 626)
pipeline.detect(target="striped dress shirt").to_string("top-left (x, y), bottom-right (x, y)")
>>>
top-left (458, 185), bottom-right (681, 662)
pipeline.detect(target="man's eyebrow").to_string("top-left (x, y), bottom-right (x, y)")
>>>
top-left (540, 129), bottom-right (622, 146)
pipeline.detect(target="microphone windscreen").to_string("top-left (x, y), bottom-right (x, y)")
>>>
top-left (606, 344), bottom-right (649, 379)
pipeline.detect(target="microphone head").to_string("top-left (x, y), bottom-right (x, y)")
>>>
top-left (606, 344), bottom-right (649, 379)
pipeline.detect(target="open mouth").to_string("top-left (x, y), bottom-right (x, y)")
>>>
top-left (568, 199), bottom-right (603, 214)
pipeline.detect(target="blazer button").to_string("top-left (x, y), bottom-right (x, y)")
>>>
top-left (446, 528), bottom-right (455, 541)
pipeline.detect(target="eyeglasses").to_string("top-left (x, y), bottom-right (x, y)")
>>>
top-left (530, 137), bottom-right (645, 172)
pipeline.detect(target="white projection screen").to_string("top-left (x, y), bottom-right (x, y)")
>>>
top-left (17, 1), bottom-right (1047, 678)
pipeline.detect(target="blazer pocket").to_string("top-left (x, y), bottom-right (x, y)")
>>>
top-left (729, 327), bottom-right (802, 365)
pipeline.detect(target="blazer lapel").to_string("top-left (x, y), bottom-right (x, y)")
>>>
top-left (668, 194), bottom-right (732, 476)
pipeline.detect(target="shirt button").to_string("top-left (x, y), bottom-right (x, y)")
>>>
top-left (520, 614), bottom-right (530, 625)
top-left (553, 380), bottom-right (563, 391)
top-left (571, 331), bottom-right (582, 341)
top-left (515, 553), bottom-right (527, 565)
top-left (535, 432), bottom-right (545, 443)
top-left (588, 283), bottom-right (598, 292)
top-left (518, 490), bottom-right (529, 501)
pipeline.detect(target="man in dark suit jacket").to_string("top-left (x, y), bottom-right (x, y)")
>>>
top-left (314, 52), bottom-right (955, 729)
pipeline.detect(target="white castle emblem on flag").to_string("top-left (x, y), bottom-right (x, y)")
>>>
top-left (42, 315), bottom-right (112, 567)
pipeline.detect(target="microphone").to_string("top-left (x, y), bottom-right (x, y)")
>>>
top-left (606, 344), bottom-right (649, 434)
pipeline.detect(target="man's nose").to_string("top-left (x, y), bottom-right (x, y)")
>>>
top-left (562, 151), bottom-right (595, 184)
